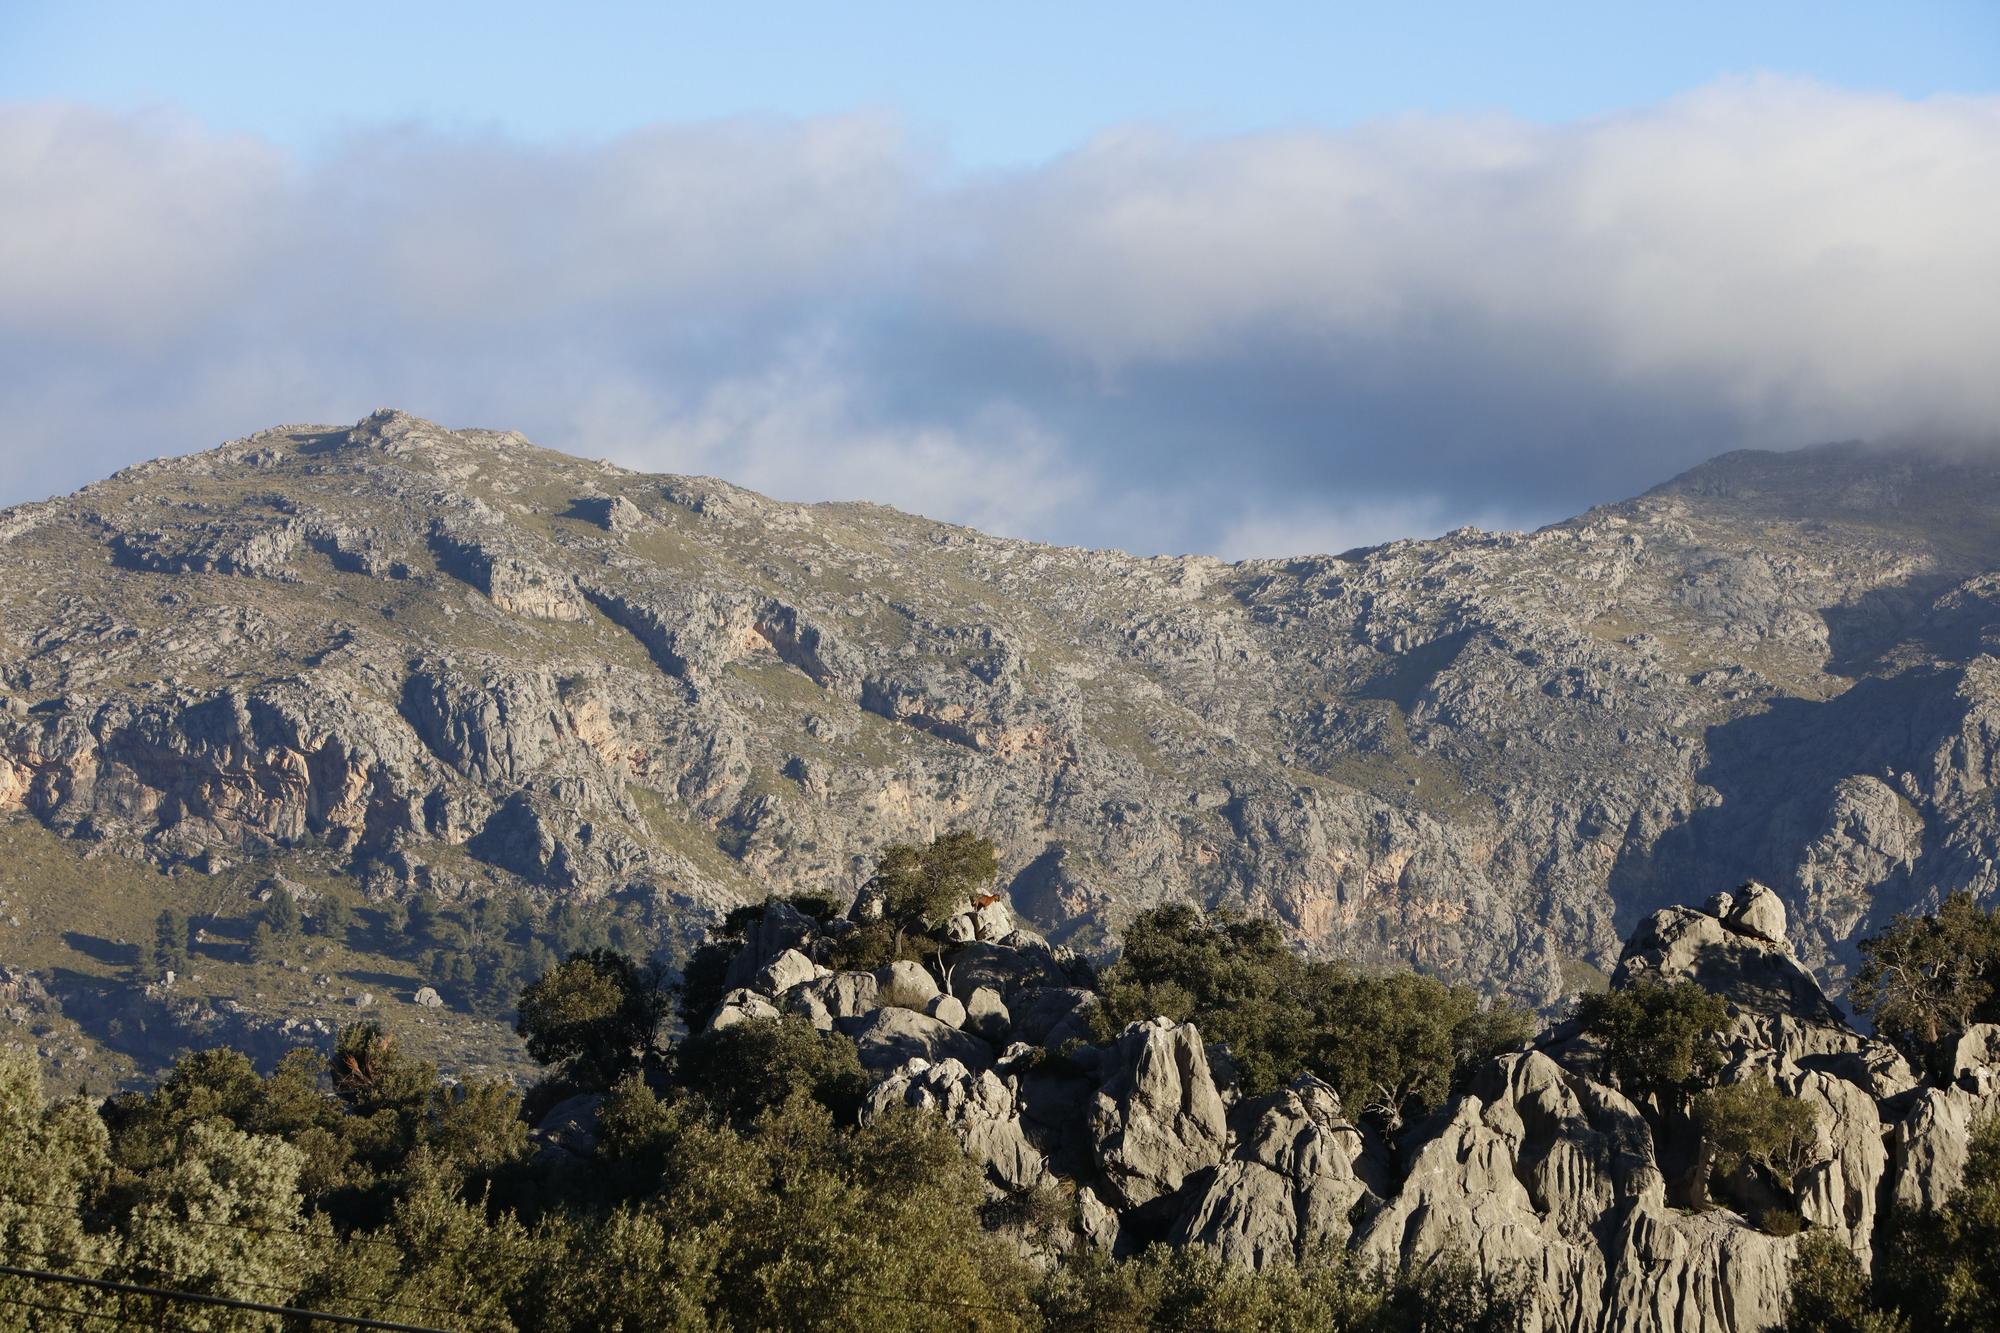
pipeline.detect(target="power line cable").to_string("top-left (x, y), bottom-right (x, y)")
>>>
top-left (1, 1237), bottom-right (504, 1333)
top-left (0, 1262), bottom-right (468, 1333)
top-left (0, 1198), bottom-right (496, 1327)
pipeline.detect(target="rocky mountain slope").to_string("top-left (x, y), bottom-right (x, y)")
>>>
top-left (4, 411), bottom-right (2000, 1073)
top-left (674, 882), bottom-right (1997, 1332)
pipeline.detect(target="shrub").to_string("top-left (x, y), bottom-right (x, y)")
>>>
top-left (1781, 1230), bottom-right (1908, 1332)
top-left (1034, 1243), bottom-right (1531, 1333)
top-left (1759, 1207), bottom-right (1804, 1237)
top-left (261, 886), bottom-right (303, 938)
top-left (871, 830), bottom-right (999, 942)
top-left (1575, 978), bottom-right (1730, 1109)
top-left (673, 1015), bottom-right (869, 1125)
top-left (312, 894), bottom-right (352, 940)
top-left (149, 908), bottom-right (188, 977)
top-left (673, 937), bottom-right (738, 1033)
top-left (516, 948), bottom-right (670, 1090)
top-left (1695, 1077), bottom-right (1822, 1194)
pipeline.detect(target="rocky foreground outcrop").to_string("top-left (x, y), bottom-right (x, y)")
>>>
top-left (682, 884), bottom-right (1999, 1332)
top-left (10, 413), bottom-right (2000, 1018)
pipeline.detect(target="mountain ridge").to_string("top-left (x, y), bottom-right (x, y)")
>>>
top-left (5, 410), bottom-right (2000, 1084)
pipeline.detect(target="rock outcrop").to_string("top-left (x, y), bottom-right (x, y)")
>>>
top-left (680, 884), bottom-right (2000, 1332)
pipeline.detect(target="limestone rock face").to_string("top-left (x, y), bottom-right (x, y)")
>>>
top-left (864, 1057), bottom-right (1045, 1191)
top-left (1600, 1210), bottom-right (1796, 1333)
top-left (672, 888), bottom-right (2000, 1333)
top-left (1087, 1019), bottom-right (1229, 1210)
top-left (1950, 1023), bottom-right (2000, 1080)
top-left (836, 1007), bottom-right (994, 1071)
top-left (1890, 1072), bottom-right (2000, 1213)
top-left (1171, 1075), bottom-right (1378, 1267)
top-left (1356, 1052), bottom-right (1661, 1328)
top-left (18, 414), bottom-right (2000, 1044)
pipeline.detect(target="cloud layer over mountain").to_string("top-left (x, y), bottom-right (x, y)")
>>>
top-left (3, 78), bottom-right (1996, 555)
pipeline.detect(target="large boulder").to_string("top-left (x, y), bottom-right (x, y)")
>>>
top-left (947, 940), bottom-right (1075, 999)
top-left (1355, 1052), bottom-right (1662, 1328)
top-left (532, 1092), bottom-right (607, 1162)
top-left (1087, 1019), bottom-right (1228, 1210)
top-left (1616, 892), bottom-right (1843, 1028)
top-left (707, 987), bottom-right (780, 1031)
top-left (723, 900), bottom-right (817, 990)
top-left (753, 947), bottom-right (817, 997)
top-left (1171, 1075), bottom-right (1380, 1267)
top-left (782, 971), bottom-right (880, 1031)
top-left (965, 986), bottom-right (1011, 1044)
top-left (1723, 882), bottom-right (1789, 946)
top-left (835, 1007), bottom-right (994, 1071)
top-left (1010, 987), bottom-right (1097, 1046)
top-left (873, 959), bottom-right (940, 1008)
top-left (864, 1057), bottom-right (1045, 1191)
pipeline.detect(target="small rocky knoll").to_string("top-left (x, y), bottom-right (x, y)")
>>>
top-left (657, 882), bottom-right (2000, 1332)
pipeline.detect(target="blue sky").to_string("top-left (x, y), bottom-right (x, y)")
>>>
top-left (6, 2), bottom-right (1993, 166)
top-left (1, 4), bottom-right (1997, 555)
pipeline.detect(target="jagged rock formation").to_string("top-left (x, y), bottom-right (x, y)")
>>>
top-left (8, 412), bottom-right (2000, 1016)
top-left (713, 886), bottom-right (1997, 1332)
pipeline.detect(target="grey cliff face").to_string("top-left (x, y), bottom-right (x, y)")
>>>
top-left (709, 886), bottom-right (2000, 1332)
top-left (6, 413), bottom-right (2000, 1009)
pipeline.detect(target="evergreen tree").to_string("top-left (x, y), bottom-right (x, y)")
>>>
top-left (1575, 978), bottom-right (1730, 1111)
top-left (313, 894), bottom-right (352, 941)
top-left (1852, 893), bottom-right (2000, 1077)
top-left (149, 908), bottom-right (189, 978)
top-left (262, 887), bottom-right (303, 938)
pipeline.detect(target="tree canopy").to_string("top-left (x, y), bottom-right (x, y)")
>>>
top-left (1090, 903), bottom-right (1531, 1124)
top-left (1851, 892), bottom-right (2000, 1077)
top-left (1574, 978), bottom-right (1730, 1110)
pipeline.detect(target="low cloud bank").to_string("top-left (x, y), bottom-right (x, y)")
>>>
top-left (2, 79), bottom-right (1995, 555)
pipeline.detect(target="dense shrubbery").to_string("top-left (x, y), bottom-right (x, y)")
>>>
top-left (1691, 1076), bottom-right (1821, 1231)
top-left (515, 948), bottom-right (670, 1094)
top-left (0, 846), bottom-right (1548, 1331)
top-left (1088, 904), bottom-right (1532, 1125)
top-left (1036, 1245), bottom-right (1532, 1333)
top-left (0, 1028), bottom-right (1526, 1332)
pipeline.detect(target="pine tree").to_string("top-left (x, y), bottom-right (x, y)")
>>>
top-left (313, 894), bottom-right (352, 940)
top-left (149, 909), bottom-right (189, 978)
top-left (262, 888), bottom-right (302, 938)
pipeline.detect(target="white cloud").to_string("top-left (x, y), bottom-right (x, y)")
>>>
top-left (1, 79), bottom-right (1995, 555)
